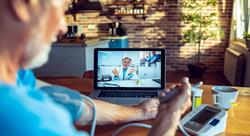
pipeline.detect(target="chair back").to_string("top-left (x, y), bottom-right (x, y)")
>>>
top-left (82, 70), bottom-right (94, 79)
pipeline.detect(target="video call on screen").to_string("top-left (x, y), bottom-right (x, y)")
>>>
top-left (97, 51), bottom-right (162, 88)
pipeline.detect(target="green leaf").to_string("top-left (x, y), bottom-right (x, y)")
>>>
top-left (243, 32), bottom-right (250, 40)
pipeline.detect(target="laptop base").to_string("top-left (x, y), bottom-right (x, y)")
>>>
top-left (90, 90), bottom-right (161, 105)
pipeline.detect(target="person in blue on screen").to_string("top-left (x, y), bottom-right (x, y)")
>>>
top-left (147, 51), bottom-right (161, 67)
top-left (112, 57), bottom-right (139, 80)
top-left (149, 51), bottom-right (161, 63)
top-left (140, 51), bottom-right (161, 67)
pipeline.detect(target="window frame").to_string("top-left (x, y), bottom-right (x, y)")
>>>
top-left (232, 0), bottom-right (249, 45)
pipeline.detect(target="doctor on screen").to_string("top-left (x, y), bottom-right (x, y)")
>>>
top-left (112, 57), bottom-right (139, 80)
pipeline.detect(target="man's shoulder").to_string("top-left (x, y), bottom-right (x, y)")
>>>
top-left (0, 81), bottom-right (37, 98)
top-left (0, 82), bottom-right (57, 118)
top-left (0, 83), bottom-right (35, 109)
top-left (0, 82), bottom-right (59, 114)
top-left (0, 83), bottom-right (84, 136)
top-left (0, 83), bottom-right (20, 97)
top-left (0, 83), bottom-right (36, 127)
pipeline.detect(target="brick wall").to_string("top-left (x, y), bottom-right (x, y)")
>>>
top-left (66, 0), bottom-right (233, 72)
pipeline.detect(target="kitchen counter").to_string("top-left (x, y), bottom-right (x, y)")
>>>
top-left (53, 38), bottom-right (110, 47)
top-left (34, 38), bottom-right (110, 77)
top-left (101, 36), bottom-right (128, 40)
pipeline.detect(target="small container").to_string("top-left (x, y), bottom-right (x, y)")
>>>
top-left (191, 88), bottom-right (203, 110)
top-left (136, 79), bottom-right (141, 85)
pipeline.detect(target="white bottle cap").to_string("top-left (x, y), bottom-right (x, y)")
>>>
top-left (192, 88), bottom-right (203, 97)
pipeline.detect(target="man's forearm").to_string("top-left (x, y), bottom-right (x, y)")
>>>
top-left (148, 105), bottom-right (182, 136)
top-left (94, 99), bottom-right (144, 125)
top-left (76, 99), bottom-right (145, 126)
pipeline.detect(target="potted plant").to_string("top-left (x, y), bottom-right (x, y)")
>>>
top-left (243, 32), bottom-right (250, 48)
top-left (181, 0), bottom-right (223, 78)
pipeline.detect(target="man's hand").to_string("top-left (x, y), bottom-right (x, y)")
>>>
top-left (135, 99), bottom-right (159, 120)
top-left (112, 69), bottom-right (119, 77)
top-left (159, 77), bottom-right (191, 114)
top-left (149, 77), bottom-right (192, 136)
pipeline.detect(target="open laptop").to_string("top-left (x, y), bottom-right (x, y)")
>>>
top-left (90, 48), bottom-right (166, 105)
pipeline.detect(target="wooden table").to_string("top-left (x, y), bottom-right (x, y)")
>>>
top-left (41, 78), bottom-right (250, 136)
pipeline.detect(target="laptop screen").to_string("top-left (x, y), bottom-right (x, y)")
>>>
top-left (94, 48), bottom-right (165, 89)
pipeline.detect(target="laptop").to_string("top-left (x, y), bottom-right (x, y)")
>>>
top-left (90, 48), bottom-right (166, 105)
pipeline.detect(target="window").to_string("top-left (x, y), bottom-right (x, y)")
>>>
top-left (233, 0), bottom-right (250, 40)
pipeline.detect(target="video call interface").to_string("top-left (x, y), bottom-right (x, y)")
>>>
top-left (97, 50), bottom-right (162, 88)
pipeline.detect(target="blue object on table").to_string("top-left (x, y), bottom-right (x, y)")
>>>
top-left (109, 37), bottom-right (128, 48)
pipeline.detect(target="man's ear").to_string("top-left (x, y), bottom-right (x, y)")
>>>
top-left (9, 0), bottom-right (31, 23)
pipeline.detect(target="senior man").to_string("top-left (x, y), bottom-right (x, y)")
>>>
top-left (0, 0), bottom-right (191, 136)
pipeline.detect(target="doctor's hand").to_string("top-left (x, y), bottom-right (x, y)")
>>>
top-left (128, 68), bottom-right (135, 75)
top-left (134, 99), bottom-right (159, 120)
top-left (112, 69), bottom-right (119, 77)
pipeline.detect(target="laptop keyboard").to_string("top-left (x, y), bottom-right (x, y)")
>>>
top-left (98, 90), bottom-right (158, 98)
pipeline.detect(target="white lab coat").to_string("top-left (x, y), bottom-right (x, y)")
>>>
top-left (114, 66), bottom-right (139, 80)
